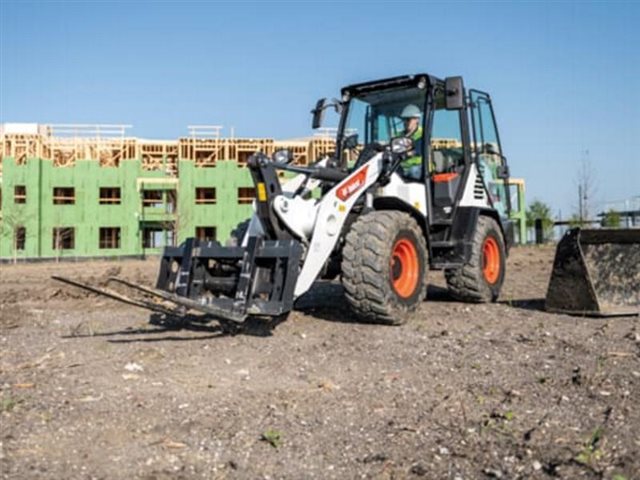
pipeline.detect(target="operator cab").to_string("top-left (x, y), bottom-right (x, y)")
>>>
top-left (329, 74), bottom-right (511, 227)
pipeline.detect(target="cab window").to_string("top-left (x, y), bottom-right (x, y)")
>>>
top-left (430, 90), bottom-right (464, 173)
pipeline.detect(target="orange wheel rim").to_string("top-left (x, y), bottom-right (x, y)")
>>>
top-left (482, 236), bottom-right (500, 284)
top-left (390, 238), bottom-right (419, 298)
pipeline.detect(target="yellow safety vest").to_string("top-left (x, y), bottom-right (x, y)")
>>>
top-left (401, 127), bottom-right (423, 168)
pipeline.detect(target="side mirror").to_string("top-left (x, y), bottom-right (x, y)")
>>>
top-left (272, 148), bottom-right (294, 164)
top-left (390, 136), bottom-right (414, 154)
top-left (311, 98), bottom-right (327, 129)
top-left (445, 76), bottom-right (464, 110)
top-left (497, 164), bottom-right (510, 179)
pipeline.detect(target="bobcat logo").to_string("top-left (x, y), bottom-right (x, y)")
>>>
top-left (336, 166), bottom-right (368, 201)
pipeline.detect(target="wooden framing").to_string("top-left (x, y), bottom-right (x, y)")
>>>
top-left (0, 123), bottom-right (350, 171)
top-left (42, 125), bottom-right (135, 167)
top-left (432, 138), bottom-right (462, 149)
top-left (273, 140), bottom-right (310, 166)
top-left (2, 134), bottom-right (41, 166)
top-left (179, 138), bottom-right (225, 167)
top-left (140, 141), bottom-right (179, 174)
top-left (229, 139), bottom-right (275, 166)
top-left (310, 137), bottom-right (336, 163)
top-left (179, 126), bottom-right (224, 168)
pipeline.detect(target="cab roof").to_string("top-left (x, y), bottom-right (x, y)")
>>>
top-left (341, 73), bottom-right (443, 96)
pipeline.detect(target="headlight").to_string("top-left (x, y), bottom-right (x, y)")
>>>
top-left (273, 148), bottom-right (294, 164)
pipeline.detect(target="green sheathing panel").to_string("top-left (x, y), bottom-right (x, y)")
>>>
top-left (176, 160), bottom-right (254, 244)
top-left (0, 156), bottom-right (257, 260)
top-left (0, 157), bottom-right (43, 259)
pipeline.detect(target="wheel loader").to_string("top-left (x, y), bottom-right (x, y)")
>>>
top-left (55, 73), bottom-right (517, 325)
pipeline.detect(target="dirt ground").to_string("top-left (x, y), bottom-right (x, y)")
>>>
top-left (0, 245), bottom-right (638, 479)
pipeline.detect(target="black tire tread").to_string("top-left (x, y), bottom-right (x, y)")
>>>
top-left (445, 215), bottom-right (505, 303)
top-left (341, 211), bottom-right (427, 325)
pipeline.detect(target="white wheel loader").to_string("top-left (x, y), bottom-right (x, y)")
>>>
top-left (55, 73), bottom-right (516, 325)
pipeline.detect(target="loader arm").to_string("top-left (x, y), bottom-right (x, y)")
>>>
top-left (292, 153), bottom-right (384, 296)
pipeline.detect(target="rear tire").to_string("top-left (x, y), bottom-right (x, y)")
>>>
top-left (445, 215), bottom-right (506, 302)
top-left (341, 211), bottom-right (427, 325)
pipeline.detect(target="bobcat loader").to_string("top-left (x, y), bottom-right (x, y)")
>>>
top-left (55, 74), bottom-right (516, 325)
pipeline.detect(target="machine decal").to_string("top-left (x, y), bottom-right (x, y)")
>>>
top-left (336, 165), bottom-right (369, 201)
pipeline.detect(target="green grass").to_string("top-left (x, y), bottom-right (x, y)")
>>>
top-left (261, 429), bottom-right (282, 449)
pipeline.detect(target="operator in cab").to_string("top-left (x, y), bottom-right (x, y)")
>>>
top-left (398, 104), bottom-right (424, 180)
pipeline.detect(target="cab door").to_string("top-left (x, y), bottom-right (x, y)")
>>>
top-left (427, 90), bottom-right (467, 222)
top-left (469, 90), bottom-right (511, 219)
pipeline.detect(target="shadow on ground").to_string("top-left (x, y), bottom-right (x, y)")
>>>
top-left (501, 298), bottom-right (547, 312)
top-left (293, 282), bottom-right (462, 324)
top-left (62, 312), bottom-right (288, 342)
top-left (62, 282), bottom-right (526, 341)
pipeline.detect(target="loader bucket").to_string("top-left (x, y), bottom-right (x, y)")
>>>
top-left (545, 228), bottom-right (640, 316)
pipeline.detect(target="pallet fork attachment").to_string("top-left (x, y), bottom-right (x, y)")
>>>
top-left (52, 235), bottom-right (304, 324)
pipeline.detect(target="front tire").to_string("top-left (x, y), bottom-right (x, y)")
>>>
top-left (341, 211), bottom-right (427, 325)
top-left (445, 215), bottom-right (506, 302)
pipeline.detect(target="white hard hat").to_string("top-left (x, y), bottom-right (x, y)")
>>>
top-left (400, 104), bottom-right (421, 118)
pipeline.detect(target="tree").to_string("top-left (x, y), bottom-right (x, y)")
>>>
top-left (575, 150), bottom-right (597, 222)
top-left (526, 199), bottom-right (554, 242)
top-left (601, 209), bottom-right (621, 228)
top-left (0, 209), bottom-right (33, 263)
top-left (568, 213), bottom-right (583, 228)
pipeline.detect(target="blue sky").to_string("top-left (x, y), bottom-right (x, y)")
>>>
top-left (1, 1), bottom-right (638, 217)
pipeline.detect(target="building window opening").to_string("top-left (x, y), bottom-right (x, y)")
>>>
top-left (99, 187), bottom-right (121, 205)
top-left (195, 226), bottom-right (217, 242)
top-left (14, 185), bottom-right (26, 204)
top-left (99, 227), bottom-right (121, 249)
top-left (142, 223), bottom-right (175, 249)
top-left (237, 187), bottom-right (256, 205)
top-left (142, 190), bottom-right (163, 208)
top-left (195, 187), bottom-right (217, 204)
top-left (52, 227), bottom-right (75, 250)
top-left (15, 226), bottom-right (26, 251)
top-left (53, 187), bottom-right (75, 205)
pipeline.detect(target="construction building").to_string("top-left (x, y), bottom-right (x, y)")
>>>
top-left (0, 123), bottom-right (526, 261)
